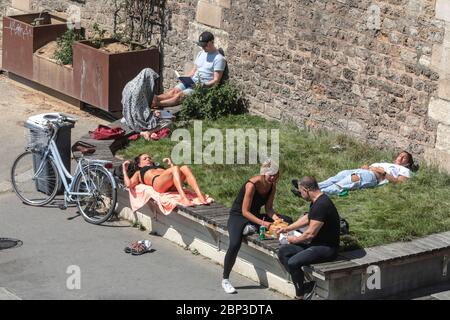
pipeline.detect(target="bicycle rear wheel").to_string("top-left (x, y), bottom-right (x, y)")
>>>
top-left (11, 151), bottom-right (60, 206)
top-left (73, 164), bottom-right (117, 225)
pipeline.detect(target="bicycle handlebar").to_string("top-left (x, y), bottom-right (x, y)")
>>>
top-left (46, 114), bottom-right (77, 141)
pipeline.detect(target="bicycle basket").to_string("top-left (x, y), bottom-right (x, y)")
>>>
top-left (25, 128), bottom-right (51, 152)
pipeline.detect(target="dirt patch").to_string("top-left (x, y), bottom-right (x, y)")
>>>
top-left (35, 41), bottom-right (60, 63)
top-left (99, 42), bottom-right (131, 54)
top-left (0, 75), bottom-right (106, 123)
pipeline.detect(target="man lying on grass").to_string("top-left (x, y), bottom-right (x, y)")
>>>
top-left (318, 151), bottom-right (416, 195)
top-left (122, 154), bottom-right (208, 206)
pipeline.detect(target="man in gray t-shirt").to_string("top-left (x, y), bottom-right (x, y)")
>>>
top-left (152, 31), bottom-right (226, 108)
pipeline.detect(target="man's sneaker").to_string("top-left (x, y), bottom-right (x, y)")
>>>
top-left (242, 224), bottom-right (257, 236)
top-left (222, 279), bottom-right (237, 294)
top-left (303, 281), bottom-right (316, 300)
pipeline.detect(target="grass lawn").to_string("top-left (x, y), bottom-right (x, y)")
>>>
top-left (119, 114), bottom-right (450, 251)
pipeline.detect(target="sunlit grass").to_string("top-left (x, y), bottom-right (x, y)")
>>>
top-left (119, 114), bottom-right (450, 250)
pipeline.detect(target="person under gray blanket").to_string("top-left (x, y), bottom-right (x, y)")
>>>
top-left (121, 68), bottom-right (172, 138)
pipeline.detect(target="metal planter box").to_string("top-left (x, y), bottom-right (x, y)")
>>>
top-left (73, 40), bottom-right (160, 117)
top-left (2, 13), bottom-right (68, 79)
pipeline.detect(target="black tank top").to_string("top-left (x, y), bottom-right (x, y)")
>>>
top-left (230, 180), bottom-right (273, 216)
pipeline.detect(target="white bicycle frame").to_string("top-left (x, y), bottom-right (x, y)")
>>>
top-left (33, 122), bottom-right (116, 206)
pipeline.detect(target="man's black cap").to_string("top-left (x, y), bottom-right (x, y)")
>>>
top-left (291, 179), bottom-right (299, 189)
top-left (198, 31), bottom-right (214, 47)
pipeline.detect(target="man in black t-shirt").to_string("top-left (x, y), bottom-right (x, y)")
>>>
top-left (277, 176), bottom-right (340, 299)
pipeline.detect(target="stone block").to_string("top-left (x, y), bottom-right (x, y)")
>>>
top-left (214, 0), bottom-right (231, 9)
top-left (5, 7), bottom-right (26, 16)
top-left (11, 0), bottom-right (31, 12)
top-left (407, 0), bottom-right (423, 15)
top-left (436, 0), bottom-right (450, 22)
top-left (184, 62), bottom-right (195, 75)
top-left (424, 147), bottom-right (450, 173)
top-left (436, 124), bottom-right (450, 151)
top-left (338, 119), bottom-right (366, 135)
top-left (428, 97), bottom-right (450, 125)
top-left (265, 104), bottom-right (282, 119)
top-left (438, 77), bottom-right (450, 100)
top-left (196, 0), bottom-right (223, 29)
top-left (419, 55), bottom-right (431, 67)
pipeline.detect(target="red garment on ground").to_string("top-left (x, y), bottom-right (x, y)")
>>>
top-left (90, 125), bottom-right (125, 140)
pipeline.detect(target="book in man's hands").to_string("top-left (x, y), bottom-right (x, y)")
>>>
top-left (175, 70), bottom-right (195, 88)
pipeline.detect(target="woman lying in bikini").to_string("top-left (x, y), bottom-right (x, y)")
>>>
top-left (122, 153), bottom-right (208, 206)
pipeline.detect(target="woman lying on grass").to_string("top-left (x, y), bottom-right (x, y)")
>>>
top-left (318, 150), bottom-right (416, 195)
top-left (122, 154), bottom-right (208, 206)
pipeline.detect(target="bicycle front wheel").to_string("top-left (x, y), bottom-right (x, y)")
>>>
top-left (74, 164), bottom-right (117, 225)
top-left (11, 151), bottom-right (60, 206)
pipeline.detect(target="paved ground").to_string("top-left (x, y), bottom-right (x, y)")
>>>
top-left (0, 74), bottom-right (285, 300)
top-left (0, 74), bottom-right (107, 190)
top-left (0, 192), bottom-right (285, 300)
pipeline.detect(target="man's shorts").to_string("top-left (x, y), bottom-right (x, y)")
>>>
top-left (175, 83), bottom-right (194, 95)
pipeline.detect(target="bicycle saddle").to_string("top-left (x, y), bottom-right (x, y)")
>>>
top-left (71, 141), bottom-right (96, 155)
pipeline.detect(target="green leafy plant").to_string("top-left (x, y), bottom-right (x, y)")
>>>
top-left (90, 23), bottom-right (107, 49)
top-left (179, 82), bottom-right (248, 120)
top-left (132, 219), bottom-right (146, 231)
top-left (53, 29), bottom-right (84, 65)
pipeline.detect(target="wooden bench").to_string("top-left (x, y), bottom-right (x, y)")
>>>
top-left (303, 232), bottom-right (450, 299)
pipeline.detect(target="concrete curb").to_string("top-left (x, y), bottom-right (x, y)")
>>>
top-left (0, 288), bottom-right (21, 300)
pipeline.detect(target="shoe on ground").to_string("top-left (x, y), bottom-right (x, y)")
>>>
top-left (222, 279), bottom-right (237, 294)
top-left (303, 281), bottom-right (316, 300)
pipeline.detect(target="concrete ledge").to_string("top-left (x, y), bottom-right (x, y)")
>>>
top-left (116, 188), bottom-right (295, 297)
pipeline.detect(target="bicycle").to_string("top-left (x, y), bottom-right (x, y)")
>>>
top-left (11, 113), bottom-right (117, 225)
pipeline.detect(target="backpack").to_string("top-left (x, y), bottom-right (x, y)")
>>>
top-left (90, 125), bottom-right (125, 140)
top-left (340, 217), bottom-right (350, 235)
top-left (113, 163), bottom-right (136, 182)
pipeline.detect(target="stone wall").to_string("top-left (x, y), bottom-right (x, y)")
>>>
top-left (1, 0), bottom-right (450, 171)
top-left (221, 0), bottom-right (445, 159)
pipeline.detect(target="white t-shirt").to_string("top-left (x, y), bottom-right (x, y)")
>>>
top-left (191, 51), bottom-right (226, 84)
top-left (370, 163), bottom-right (412, 179)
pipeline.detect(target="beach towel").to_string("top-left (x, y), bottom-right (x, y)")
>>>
top-left (129, 184), bottom-right (214, 215)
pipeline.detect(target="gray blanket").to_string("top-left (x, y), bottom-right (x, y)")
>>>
top-left (122, 68), bottom-right (170, 132)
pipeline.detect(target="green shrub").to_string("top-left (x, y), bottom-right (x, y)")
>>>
top-left (53, 29), bottom-right (84, 65)
top-left (179, 82), bottom-right (248, 120)
top-left (90, 23), bottom-right (107, 49)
